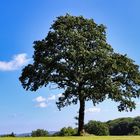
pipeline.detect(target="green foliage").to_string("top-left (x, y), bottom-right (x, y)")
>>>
top-left (107, 116), bottom-right (140, 135)
top-left (132, 126), bottom-right (140, 135)
top-left (20, 14), bottom-right (140, 111)
top-left (19, 14), bottom-right (140, 135)
top-left (59, 127), bottom-right (77, 136)
top-left (107, 117), bottom-right (133, 135)
top-left (31, 129), bottom-right (49, 137)
top-left (1, 132), bottom-right (15, 137)
top-left (84, 120), bottom-right (109, 135)
top-left (132, 116), bottom-right (140, 128)
top-left (84, 116), bottom-right (140, 136)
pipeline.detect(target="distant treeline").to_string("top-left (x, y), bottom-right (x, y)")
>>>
top-left (25, 116), bottom-right (140, 136)
top-left (0, 132), bottom-right (15, 137)
top-left (54, 116), bottom-right (140, 136)
top-left (107, 116), bottom-right (140, 135)
top-left (85, 116), bottom-right (140, 136)
top-left (1, 116), bottom-right (140, 137)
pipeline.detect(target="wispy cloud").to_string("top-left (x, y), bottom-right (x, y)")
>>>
top-left (48, 94), bottom-right (63, 101)
top-left (34, 96), bottom-right (46, 102)
top-left (33, 94), bottom-right (63, 108)
top-left (57, 93), bottom-right (63, 98)
top-left (34, 96), bottom-right (47, 108)
top-left (37, 102), bottom-right (47, 108)
top-left (48, 95), bottom-right (56, 101)
top-left (85, 107), bottom-right (101, 113)
top-left (0, 53), bottom-right (30, 71)
top-left (136, 101), bottom-right (140, 107)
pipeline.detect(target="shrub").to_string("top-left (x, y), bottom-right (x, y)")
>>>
top-left (31, 129), bottom-right (49, 137)
top-left (84, 120), bottom-right (109, 136)
top-left (59, 127), bottom-right (77, 136)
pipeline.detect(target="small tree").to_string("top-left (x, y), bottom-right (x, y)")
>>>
top-left (84, 120), bottom-right (109, 135)
top-left (10, 132), bottom-right (15, 137)
top-left (31, 129), bottom-right (49, 137)
top-left (19, 14), bottom-right (140, 135)
top-left (59, 127), bottom-right (77, 136)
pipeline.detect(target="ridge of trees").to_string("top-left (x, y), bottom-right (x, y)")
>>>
top-left (33, 116), bottom-right (140, 136)
top-left (107, 116), bottom-right (140, 135)
top-left (1, 116), bottom-right (140, 137)
top-left (31, 116), bottom-right (140, 136)
top-left (84, 116), bottom-right (140, 136)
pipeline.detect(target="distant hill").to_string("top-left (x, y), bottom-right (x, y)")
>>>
top-left (15, 131), bottom-right (57, 137)
top-left (49, 131), bottom-right (58, 135)
top-left (84, 116), bottom-right (140, 136)
top-left (16, 133), bottom-right (31, 137)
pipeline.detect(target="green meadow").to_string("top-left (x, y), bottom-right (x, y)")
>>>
top-left (0, 136), bottom-right (140, 140)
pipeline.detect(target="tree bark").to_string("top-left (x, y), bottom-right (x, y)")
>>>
top-left (78, 98), bottom-right (85, 136)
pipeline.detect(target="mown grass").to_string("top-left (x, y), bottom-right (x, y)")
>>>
top-left (0, 136), bottom-right (140, 140)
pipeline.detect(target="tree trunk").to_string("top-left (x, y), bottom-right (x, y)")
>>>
top-left (78, 98), bottom-right (85, 136)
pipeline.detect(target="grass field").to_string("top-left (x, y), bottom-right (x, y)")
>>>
top-left (0, 136), bottom-right (140, 140)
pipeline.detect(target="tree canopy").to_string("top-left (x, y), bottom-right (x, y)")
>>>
top-left (19, 14), bottom-right (140, 135)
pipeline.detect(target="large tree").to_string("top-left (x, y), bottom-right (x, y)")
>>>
top-left (19, 14), bottom-right (140, 135)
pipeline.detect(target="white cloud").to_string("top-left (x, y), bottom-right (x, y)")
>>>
top-left (34, 96), bottom-right (47, 108)
top-left (48, 95), bottom-right (56, 101)
top-left (85, 107), bottom-right (101, 113)
top-left (37, 102), bottom-right (47, 108)
top-left (57, 93), bottom-right (63, 98)
top-left (136, 101), bottom-right (140, 105)
top-left (34, 96), bottom-right (46, 102)
top-left (47, 93), bottom-right (64, 101)
top-left (33, 94), bottom-right (63, 108)
top-left (0, 53), bottom-right (30, 71)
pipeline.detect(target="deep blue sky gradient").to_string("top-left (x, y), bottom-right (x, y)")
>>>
top-left (0, 0), bottom-right (140, 134)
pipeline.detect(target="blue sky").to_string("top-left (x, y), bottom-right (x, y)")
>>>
top-left (0, 0), bottom-right (140, 134)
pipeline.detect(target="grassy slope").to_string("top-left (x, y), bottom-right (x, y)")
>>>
top-left (0, 136), bottom-right (140, 140)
